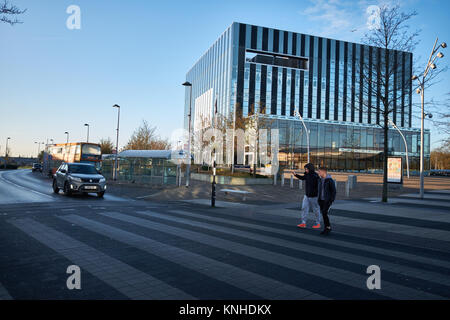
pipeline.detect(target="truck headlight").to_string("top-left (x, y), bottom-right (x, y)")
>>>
top-left (100, 178), bottom-right (106, 183)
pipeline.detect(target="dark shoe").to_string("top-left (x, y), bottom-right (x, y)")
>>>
top-left (320, 227), bottom-right (331, 235)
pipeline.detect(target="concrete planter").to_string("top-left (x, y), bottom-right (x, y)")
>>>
top-left (190, 173), bottom-right (272, 185)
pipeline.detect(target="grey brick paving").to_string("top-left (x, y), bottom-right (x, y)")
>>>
top-left (167, 209), bottom-right (450, 269)
top-left (59, 214), bottom-right (325, 300)
top-left (1, 188), bottom-right (449, 300)
top-left (97, 211), bottom-right (445, 299)
top-left (162, 209), bottom-right (450, 288)
top-left (8, 218), bottom-right (194, 300)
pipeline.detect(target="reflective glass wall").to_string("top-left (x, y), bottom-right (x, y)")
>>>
top-left (262, 116), bottom-right (430, 172)
top-left (185, 24), bottom-right (234, 132)
top-left (232, 22), bottom-right (413, 128)
top-left (185, 22), bottom-right (422, 172)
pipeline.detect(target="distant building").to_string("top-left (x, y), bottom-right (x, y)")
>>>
top-left (184, 22), bottom-right (430, 172)
top-left (0, 157), bottom-right (36, 166)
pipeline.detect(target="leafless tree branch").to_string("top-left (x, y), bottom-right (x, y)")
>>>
top-left (0, 0), bottom-right (26, 25)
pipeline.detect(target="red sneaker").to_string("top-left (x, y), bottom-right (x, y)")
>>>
top-left (312, 224), bottom-right (321, 229)
top-left (297, 223), bottom-right (306, 228)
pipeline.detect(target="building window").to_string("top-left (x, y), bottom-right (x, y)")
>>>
top-left (245, 49), bottom-right (308, 70)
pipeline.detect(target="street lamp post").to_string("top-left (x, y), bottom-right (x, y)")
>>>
top-left (211, 148), bottom-right (216, 207)
top-left (35, 141), bottom-right (44, 159)
top-left (388, 118), bottom-right (410, 178)
top-left (294, 110), bottom-right (310, 163)
top-left (45, 138), bottom-right (53, 154)
top-left (64, 132), bottom-right (69, 144)
top-left (5, 137), bottom-right (11, 166)
top-left (412, 38), bottom-right (446, 199)
top-left (84, 123), bottom-right (90, 142)
top-left (113, 104), bottom-right (121, 181)
top-left (182, 81), bottom-right (193, 187)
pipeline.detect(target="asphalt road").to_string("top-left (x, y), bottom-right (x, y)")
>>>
top-left (0, 169), bottom-right (449, 300)
top-left (0, 169), bottom-right (126, 204)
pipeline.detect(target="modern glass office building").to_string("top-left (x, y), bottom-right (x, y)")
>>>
top-left (184, 22), bottom-right (430, 172)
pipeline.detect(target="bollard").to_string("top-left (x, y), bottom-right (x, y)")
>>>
top-left (299, 179), bottom-right (303, 190)
top-left (347, 175), bottom-right (357, 189)
top-left (281, 173), bottom-right (285, 186)
top-left (345, 180), bottom-right (350, 197)
top-left (273, 173), bottom-right (277, 186)
top-left (290, 175), bottom-right (294, 188)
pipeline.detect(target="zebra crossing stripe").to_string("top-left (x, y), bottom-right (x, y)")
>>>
top-left (98, 211), bottom-right (444, 299)
top-left (60, 214), bottom-right (326, 300)
top-left (167, 209), bottom-right (450, 271)
top-left (139, 210), bottom-right (450, 291)
top-left (331, 202), bottom-right (450, 223)
top-left (8, 218), bottom-right (194, 300)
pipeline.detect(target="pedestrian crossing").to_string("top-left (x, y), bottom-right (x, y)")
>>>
top-left (2, 200), bottom-right (450, 300)
top-left (9, 218), bottom-right (194, 300)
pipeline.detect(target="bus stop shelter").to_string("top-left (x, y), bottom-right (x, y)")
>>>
top-left (102, 150), bottom-right (185, 185)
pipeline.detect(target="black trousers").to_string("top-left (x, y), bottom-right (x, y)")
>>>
top-left (318, 199), bottom-right (332, 228)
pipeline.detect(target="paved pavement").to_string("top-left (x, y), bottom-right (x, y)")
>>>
top-left (0, 169), bottom-right (449, 299)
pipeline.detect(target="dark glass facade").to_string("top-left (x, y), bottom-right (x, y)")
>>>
top-left (185, 22), bottom-right (430, 172)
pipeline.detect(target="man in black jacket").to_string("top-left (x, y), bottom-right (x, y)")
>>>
top-left (291, 163), bottom-right (321, 229)
top-left (317, 167), bottom-right (336, 235)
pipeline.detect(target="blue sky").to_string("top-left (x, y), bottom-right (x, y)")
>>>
top-left (1, 0), bottom-right (449, 157)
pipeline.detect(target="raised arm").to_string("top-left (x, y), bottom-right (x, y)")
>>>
top-left (291, 171), bottom-right (306, 180)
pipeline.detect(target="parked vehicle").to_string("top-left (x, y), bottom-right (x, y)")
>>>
top-left (52, 162), bottom-right (106, 197)
top-left (430, 169), bottom-right (450, 177)
top-left (32, 163), bottom-right (42, 172)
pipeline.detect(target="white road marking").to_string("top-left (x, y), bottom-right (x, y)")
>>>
top-left (0, 172), bottom-right (53, 199)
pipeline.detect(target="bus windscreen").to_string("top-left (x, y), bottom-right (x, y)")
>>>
top-left (82, 144), bottom-right (101, 155)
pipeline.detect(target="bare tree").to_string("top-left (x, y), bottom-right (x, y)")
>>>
top-left (99, 137), bottom-right (115, 154)
top-left (360, 4), bottom-right (420, 202)
top-left (124, 120), bottom-right (171, 150)
top-left (430, 138), bottom-right (450, 170)
top-left (0, 0), bottom-right (26, 25)
top-left (421, 92), bottom-right (450, 135)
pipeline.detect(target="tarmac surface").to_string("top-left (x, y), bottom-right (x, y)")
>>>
top-left (0, 169), bottom-right (449, 299)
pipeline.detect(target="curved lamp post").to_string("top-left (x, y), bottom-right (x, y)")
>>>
top-left (294, 110), bottom-right (310, 163)
top-left (388, 118), bottom-right (409, 178)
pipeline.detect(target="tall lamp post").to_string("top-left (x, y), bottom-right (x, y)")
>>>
top-left (5, 137), bottom-right (11, 166)
top-left (35, 141), bottom-right (44, 159)
top-left (45, 138), bottom-right (54, 154)
top-left (294, 110), bottom-right (310, 163)
top-left (182, 81), bottom-right (193, 187)
top-left (84, 123), bottom-right (90, 142)
top-left (388, 118), bottom-right (410, 178)
top-left (412, 38), bottom-right (446, 199)
top-left (64, 132), bottom-right (69, 144)
top-left (112, 104), bottom-right (120, 181)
